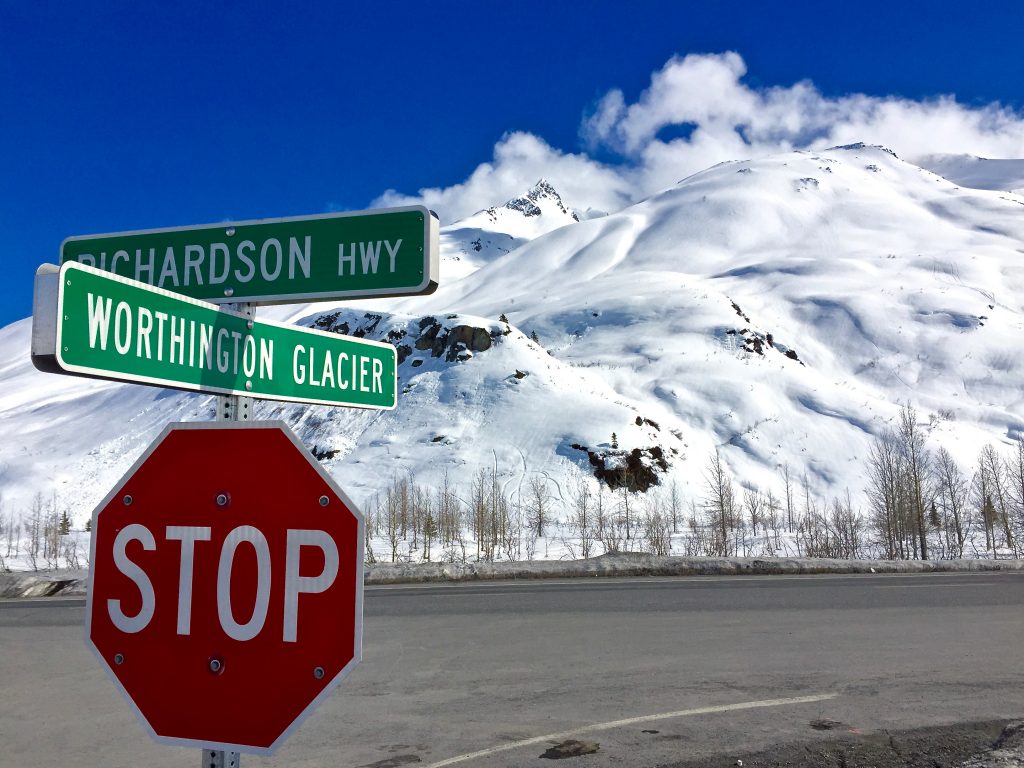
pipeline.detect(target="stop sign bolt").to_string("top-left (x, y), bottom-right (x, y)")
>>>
top-left (313, 666), bottom-right (325, 679)
top-left (319, 496), bottom-right (329, 507)
top-left (114, 653), bottom-right (125, 665)
top-left (209, 658), bottom-right (224, 674)
top-left (122, 495), bottom-right (133, 506)
top-left (216, 493), bottom-right (230, 507)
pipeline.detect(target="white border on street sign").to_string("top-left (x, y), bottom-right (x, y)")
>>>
top-left (60, 204), bottom-right (440, 305)
top-left (84, 421), bottom-right (366, 756)
top-left (51, 261), bottom-right (398, 409)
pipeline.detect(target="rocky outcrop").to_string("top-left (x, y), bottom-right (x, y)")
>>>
top-left (413, 317), bottom-right (497, 362)
top-left (486, 179), bottom-right (580, 222)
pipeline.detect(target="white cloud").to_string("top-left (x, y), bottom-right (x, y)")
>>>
top-left (374, 131), bottom-right (634, 222)
top-left (375, 52), bottom-right (1024, 223)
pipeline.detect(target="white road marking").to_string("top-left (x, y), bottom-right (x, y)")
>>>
top-left (420, 693), bottom-right (838, 768)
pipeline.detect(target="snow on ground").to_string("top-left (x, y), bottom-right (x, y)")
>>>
top-left (1, 145), bottom-right (1023, 561)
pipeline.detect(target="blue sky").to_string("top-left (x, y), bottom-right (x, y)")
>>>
top-left (3, 1), bottom-right (1023, 327)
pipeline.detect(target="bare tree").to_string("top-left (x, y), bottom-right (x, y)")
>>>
top-left (972, 454), bottom-right (997, 554)
top-left (979, 444), bottom-right (1015, 555)
top-left (684, 499), bottom-right (718, 556)
top-left (470, 468), bottom-right (491, 561)
top-left (668, 480), bottom-right (682, 535)
top-left (796, 482), bottom-right (828, 558)
top-left (488, 465), bottom-right (514, 561)
top-left (526, 475), bottom-right (552, 541)
top-left (61, 533), bottom-right (82, 570)
top-left (763, 489), bottom-right (783, 554)
top-left (595, 483), bottom-right (624, 554)
top-left (422, 503), bottom-right (437, 563)
top-left (25, 493), bottom-right (44, 571)
top-left (500, 497), bottom-right (524, 562)
top-left (619, 483), bottom-right (635, 542)
top-left (436, 471), bottom-right (462, 552)
top-left (4, 507), bottom-right (19, 562)
top-left (782, 463), bottom-right (795, 532)
top-left (829, 491), bottom-right (863, 559)
top-left (364, 533), bottom-right (378, 565)
top-left (934, 446), bottom-right (969, 558)
top-left (1008, 437), bottom-right (1024, 553)
top-left (865, 430), bottom-right (910, 559)
top-left (44, 492), bottom-right (62, 570)
top-left (566, 478), bottom-right (597, 559)
top-left (521, 500), bottom-right (540, 561)
top-left (898, 403), bottom-right (932, 559)
top-left (704, 450), bottom-right (737, 556)
top-left (744, 487), bottom-right (763, 539)
top-left (0, 498), bottom-right (7, 573)
top-left (641, 495), bottom-right (673, 556)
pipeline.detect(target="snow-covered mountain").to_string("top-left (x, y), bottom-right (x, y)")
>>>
top-left (2, 145), bottom-right (1023, 525)
top-left (439, 179), bottom-right (581, 280)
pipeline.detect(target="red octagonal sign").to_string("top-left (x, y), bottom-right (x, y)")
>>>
top-left (86, 421), bottom-right (364, 754)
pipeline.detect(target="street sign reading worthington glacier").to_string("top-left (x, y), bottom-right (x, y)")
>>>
top-left (60, 205), bottom-right (439, 305)
top-left (32, 262), bottom-right (396, 409)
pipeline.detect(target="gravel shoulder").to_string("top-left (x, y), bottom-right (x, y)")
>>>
top-left (662, 720), bottom-right (1024, 768)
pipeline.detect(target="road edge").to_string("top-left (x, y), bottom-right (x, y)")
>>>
top-left (3, 553), bottom-right (1023, 598)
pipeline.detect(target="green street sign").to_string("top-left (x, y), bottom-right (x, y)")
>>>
top-left (59, 205), bottom-right (438, 305)
top-left (32, 262), bottom-right (397, 409)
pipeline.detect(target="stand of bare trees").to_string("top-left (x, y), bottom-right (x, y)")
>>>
top-left (863, 404), bottom-right (1023, 560)
top-left (8, 407), bottom-right (1024, 570)
top-left (2, 490), bottom-right (85, 571)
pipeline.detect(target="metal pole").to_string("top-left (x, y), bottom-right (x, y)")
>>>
top-left (204, 300), bottom-right (254, 767)
top-left (215, 303), bottom-right (254, 422)
top-left (202, 750), bottom-right (240, 768)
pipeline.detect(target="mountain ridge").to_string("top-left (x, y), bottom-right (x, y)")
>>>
top-left (2, 146), bottom-right (1023, 530)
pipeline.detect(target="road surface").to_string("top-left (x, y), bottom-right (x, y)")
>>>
top-left (2, 571), bottom-right (1022, 767)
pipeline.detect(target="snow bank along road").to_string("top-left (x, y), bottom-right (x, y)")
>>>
top-left (3, 571), bottom-right (1023, 768)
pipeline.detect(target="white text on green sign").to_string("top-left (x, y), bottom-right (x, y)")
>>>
top-left (60, 206), bottom-right (439, 305)
top-left (51, 262), bottom-right (397, 409)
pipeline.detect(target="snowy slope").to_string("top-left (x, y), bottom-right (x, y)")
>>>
top-left (915, 153), bottom-right (1024, 194)
top-left (2, 145), bottom-right (1023, 525)
top-left (390, 144), bottom-right (1024, 493)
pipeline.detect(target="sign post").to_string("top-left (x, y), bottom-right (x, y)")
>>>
top-left (207, 302), bottom-right (253, 767)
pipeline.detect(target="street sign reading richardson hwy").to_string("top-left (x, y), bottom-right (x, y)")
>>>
top-left (60, 205), bottom-right (439, 305)
top-left (32, 262), bottom-right (396, 409)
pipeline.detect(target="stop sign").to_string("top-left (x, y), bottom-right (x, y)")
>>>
top-left (85, 421), bottom-right (364, 754)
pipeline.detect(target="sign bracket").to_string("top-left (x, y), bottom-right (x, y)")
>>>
top-left (215, 303), bottom-right (254, 422)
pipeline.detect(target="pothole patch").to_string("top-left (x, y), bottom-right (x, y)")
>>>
top-left (540, 739), bottom-right (600, 759)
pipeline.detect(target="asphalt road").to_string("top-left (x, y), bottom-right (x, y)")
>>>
top-left (2, 571), bottom-right (1023, 768)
